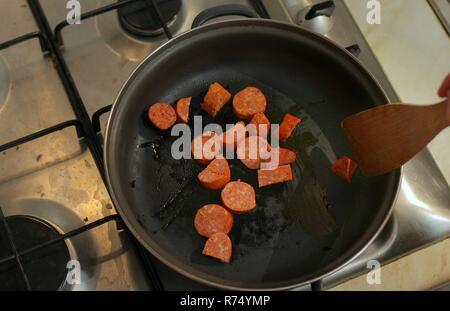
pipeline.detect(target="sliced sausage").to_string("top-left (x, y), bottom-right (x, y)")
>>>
top-left (237, 136), bottom-right (271, 170)
top-left (258, 164), bottom-right (293, 188)
top-left (249, 112), bottom-right (270, 137)
top-left (331, 156), bottom-right (358, 183)
top-left (220, 121), bottom-right (246, 152)
top-left (175, 97), bottom-right (191, 123)
top-left (261, 147), bottom-right (297, 170)
top-left (148, 102), bottom-right (177, 130)
top-left (221, 180), bottom-right (256, 214)
top-left (278, 113), bottom-right (302, 142)
top-left (191, 132), bottom-right (221, 164)
top-left (202, 82), bottom-right (232, 118)
top-left (194, 204), bottom-right (233, 238)
top-left (198, 159), bottom-right (231, 190)
top-left (233, 87), bottom-right (267, 119)
top-left (202, 232), bottom-right (232, 263)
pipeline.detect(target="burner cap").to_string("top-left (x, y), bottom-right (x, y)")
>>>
top-left (118, 0), bottom-right (182, 37)
top-left (0, 216), bottom-right (71, 290)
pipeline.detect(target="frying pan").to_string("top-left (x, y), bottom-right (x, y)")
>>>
top-left (104, 12), bottom-right (401, 290)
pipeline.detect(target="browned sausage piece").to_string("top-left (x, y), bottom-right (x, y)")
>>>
top-left (237, 136), bottom-right (271, 170)
top-left (202, 82), bottom-right (232, 118)
top-left (278, 113), bottom-right (302, 142)
top-left (220, 121), bottom-right (246, 152)
top-left (175, 97), bottom-right (191, 123)
top-left (221, 180), bottom-right (256, 214)
top-left (194, 204), bottom-right (234, 238)
top-left (233, 87), bottom-right (267, 119)
top-left (249, 112), bottom-right (270, 137)
top-left (202, 232), bottom-right (232, 263)
top-left (198, 159), bottom-right (231, 190)
top-left (148, 102), bottom-right (177, 130)
top-left (261, 147), bottom-right (297, 170)
top-left (191, 132), bottom-right (221, 164)
top-left (258, 164), bottom-right (293, 188)
top-left (331, 156), bottom-right (358, 183)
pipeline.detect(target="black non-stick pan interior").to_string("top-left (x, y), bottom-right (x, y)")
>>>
top-left (105, 20), bottom-right (400, 289)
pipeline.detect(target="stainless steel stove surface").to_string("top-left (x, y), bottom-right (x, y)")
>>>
top-left (429, 0), bottom-right (450, 35)
top-left (0, 0), bottom-right (449, 291)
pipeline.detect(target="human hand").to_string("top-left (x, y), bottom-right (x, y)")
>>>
top-left (438, 73), bottom-right (450, 124)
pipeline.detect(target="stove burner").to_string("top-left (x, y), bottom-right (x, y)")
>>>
top-left (118, 0), bottom-right (181, 37)
top-left (0, 216), bottom-right (71, 291)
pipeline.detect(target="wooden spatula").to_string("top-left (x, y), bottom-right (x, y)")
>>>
top-left (342, 98), bottom-right (450, 176)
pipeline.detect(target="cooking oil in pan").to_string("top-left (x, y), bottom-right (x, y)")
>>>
top-left (137, 75), bottom-right (341, 241)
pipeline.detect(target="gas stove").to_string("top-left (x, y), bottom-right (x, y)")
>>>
top-left (0, 0), bottom-right (449, 291)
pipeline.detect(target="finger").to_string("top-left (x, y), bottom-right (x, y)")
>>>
top-left (438, 73), bottom-right (450, 98)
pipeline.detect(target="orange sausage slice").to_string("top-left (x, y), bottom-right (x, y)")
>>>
top-left (278, 113), bottom-right (301, 142)
top-left (202, 83), bottom-right (232, 118)
top-left (233, 87), bottom-right (267, 119)
top-left (191, 132), bottom-right (221, 165)
top-left (237, 136), bottom-right (271, 170)
top-left (175, 97), bottom-right (191, 123)
top-left (331, 156), bottom-right (358, 183)
top-left (249, 112), bottom-right (270, 137)
top-left (220, 121), bottom-right (247, 152)
top-left (202, 232), bottom-right (232, 263)
top-left (148, 102), bottom-right (177, 130)
top-left (258, 164), bottom-right (293, 188)
top-left (198, 159), bottom-right (231, 190)
top-left (194, 204), bottom-right (234, 238)
top-left (221, 181), bottom-right (256, 214)
top-left (261, 147), bottom-right (297, 170)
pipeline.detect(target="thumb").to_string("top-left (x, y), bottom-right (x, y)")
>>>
top-left (438, 73), bottom-right (450, 98)
top-left (447, 90), bottom-right (450, 125)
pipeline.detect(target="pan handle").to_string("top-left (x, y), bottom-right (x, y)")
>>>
top-left (192, 4), bottom-right (259, 29)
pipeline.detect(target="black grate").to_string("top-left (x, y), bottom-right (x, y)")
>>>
top-left (0, 215), bottom-right (71, 291)
top-left (0, 0), bottom-right (172, 291)
top-left (0, 0), bottom-right (268, 291)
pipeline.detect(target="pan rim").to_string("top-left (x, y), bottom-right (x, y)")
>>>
top-left (104, 18), bottom-right (402, 290)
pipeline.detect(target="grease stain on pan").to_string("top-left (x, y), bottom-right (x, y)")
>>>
top-left (254, 81), bottom-right (339, 239)
top-left (285, 130), bottom-right (338, 238)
